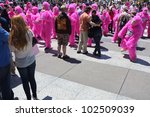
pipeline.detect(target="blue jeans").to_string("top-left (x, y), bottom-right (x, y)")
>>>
top-left (0, 64), bottom-right (14, 100)
top-left (17, 61), bottom-right (37, 100)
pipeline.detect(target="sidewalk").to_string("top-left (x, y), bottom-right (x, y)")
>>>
top-left (12, 35), bottom-right (150, 100)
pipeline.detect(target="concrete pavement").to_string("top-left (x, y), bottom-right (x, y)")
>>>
top-left (12, 35), bottom-right (150, 100)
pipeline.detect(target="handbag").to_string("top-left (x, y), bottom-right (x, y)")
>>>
top-left (32, 44), bottom-right (39, 56)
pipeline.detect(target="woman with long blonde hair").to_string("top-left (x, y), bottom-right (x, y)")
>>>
top-left (9, 15), bottom-right (38, 100)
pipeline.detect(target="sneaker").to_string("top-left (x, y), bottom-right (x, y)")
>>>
top-left (83, 51), bottom-right (88, 54)
top-left (57, 54), bottom-right (62, 58)
top-left (77, 51), bottom-right (81, 54)
top-left (33, 97), bottom-right (39, 100)
top-left (62, 55), bottom-right (70, 59)
top-left (13, 97), bottom-right (19, 100)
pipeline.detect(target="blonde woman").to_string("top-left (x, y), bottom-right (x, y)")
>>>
top-left (9, 15), bottom-right (38, 100)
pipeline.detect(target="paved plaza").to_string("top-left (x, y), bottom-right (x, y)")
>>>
top-left (12, 34), bottom-right (150, 100)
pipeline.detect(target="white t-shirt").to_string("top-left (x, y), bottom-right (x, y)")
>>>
top-left (11, 30), bottom-right (35, 68)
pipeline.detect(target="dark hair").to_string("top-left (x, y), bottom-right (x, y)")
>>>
top-left (84, 6), bottom-right (92, 13)
top-left (92, 10), bottom-right (96, 14)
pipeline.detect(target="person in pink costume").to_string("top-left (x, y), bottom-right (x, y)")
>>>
top-left (100, 9), bottom-right (111, 36)
top-left (0, 3), bottom-right (4, 8)
top-left (125, 2), bottom-right (130, 9)
top-left (40, 2), bottom-right (52, 51)
top-left (148, 15), bottom-right (150, 37)
top-left (112, 13), bottom-right (120, 43)
top-left (87, 3), bottom-right (101, 47)
top-left (68, 4), bottom-right (77, 46)
top-left (15, 6), bottom-right (27, 23)
top-left (31, 6), bottom-right (42, 38)
top-left (52, 6), bottom-right (59, 39)
top-left (118, 15), bottom-right (143, 62)
top-left (8, 6), bottom-right (15, 19)
top-left (74, 4), bottom-right (80, 38)
top-left (24, 2), bottom-right (32, 13)
top-left (138, 7), bottom-right (150, 37)
top-left (25, 2), bottom-right (33, 28)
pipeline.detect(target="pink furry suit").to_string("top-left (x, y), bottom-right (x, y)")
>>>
top-left (68, 4), bottom-right (77, 46)
top-left (15, 6), bottom-right (27, 23)
top-left (118, 16), bottom-right (143, 62)
top-left (8, 7), bottom-right (15, 19)
top-left (24, 2), bottom-right (33, 28)
top-left (40, 2), bottom-right (53, 49)
top-left (88, 3), bottom-right (101, 46)
top-left (112, 14), bottom-right (120, 43)
top-left (100, 10), bottom-right (111, 36)
top-left (52, 6), bottom-right (59, 39)
top-left (31, 6), bottom-right (42, 38)
top-left (138, 7), bottom-right (150, 37)
top-left (148, 15), bottom-right (150, 37)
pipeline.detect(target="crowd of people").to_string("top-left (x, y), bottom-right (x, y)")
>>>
top-left (0, 0), bottom-right (150, 100)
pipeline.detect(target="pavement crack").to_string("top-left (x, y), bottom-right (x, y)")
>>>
top-left (116, 68), bottom-right (130, 99)
top-left (58, 64), bottom-right (78, 78)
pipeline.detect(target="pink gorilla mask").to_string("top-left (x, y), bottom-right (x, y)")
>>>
top-left (15, 6), bottom-right (23, 14)
top-left (32, 7), bottom-right (38, 15)
top-left (42, 2), bottom-right (50, 10)
top-left (53, 6), bottom-right (59, 16)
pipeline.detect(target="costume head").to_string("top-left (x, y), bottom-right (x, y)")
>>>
top-left (68, 4), bottom-right (75, 14)
top-left (53, 6), bottom-right (59, 16)
top-left (15, 6), bottom-right (23, 14)
top-left (131, 15), bottom-right (142, 27)
top-left (32, 6), bottom-right (38, 15)
top-left (91, 3), bottom-right (98, 11)
top-left (43, 2), bottom-right (50, 10)
top-left (142, 7), bottom-right (148, 15)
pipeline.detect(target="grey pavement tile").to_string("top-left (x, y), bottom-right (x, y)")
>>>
top-left (51, 78), bottom-right (84, 94)
top-left (116, 95), bottom-right (134, 100)
top-left (119, 70), bottom-right (150, 100)
top-left (75, 86), bottom-right (117, 100)
top-left (36, 53), bottom-right (76, 77)
top-left (37, 83), bottom-right (78, 100)
top-left (61, 60), bottom-right (128, 94)
top-left (13, 85), bottom-right (26, 100)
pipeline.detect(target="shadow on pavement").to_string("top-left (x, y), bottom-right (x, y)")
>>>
top-left (42, 96), bottom-right (52, 100)
top-left (11, 75), bottom-right (22, 89)
top-left (63, 57), bottom-right (82, 64)
top-left (136, 47), bottom-right (145, 51)
top-left (101, 46), bottom-right (109, 51)
top-left (86, 53), bottom-right (111, 60)
top-left (123, 54), bottom-right (150, 66)
top-left (45, 49), bottom-right (57, 54)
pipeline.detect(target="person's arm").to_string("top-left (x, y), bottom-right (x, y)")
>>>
top-left (67, 17), bottom-right (72, 35)
top-left (89, 21), bottom-right (100, 27)
top-left (55, 17), bottom-right (58, 33)
top-left (1, 29), bottom-right (9, 43)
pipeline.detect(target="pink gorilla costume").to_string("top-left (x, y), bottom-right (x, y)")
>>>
top-left (100, 10), bottom-right (111, 36)
top-left (25, 2), bottom-right (33, 28)
top-left (31, 6), bottom-right (41, 38)
top-left (118, 16), bottom-right (143, 62)
top-left (68, 4), bottom-right (77, 46)
top-left (138, 7), bottom-right (149, 37)
top-left (40, 2), bottom-right (52, 49)
top-left (8, 6), bottom-right (15, 19)
top-left (52, 6), bottom-right (59, 39)
top-left (112, 14), bottom-right (120, 42)
top-left (148, 15), bottom-right (150, 37)
top-left (87, 3), bottom-right (101, 46)
top-left (15, 6), bottom-right (27, 23)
